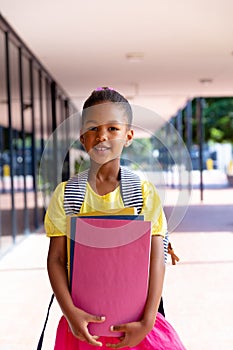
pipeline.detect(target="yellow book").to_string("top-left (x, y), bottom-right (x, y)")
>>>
top-left (75, 207), bottom-right (138, 216)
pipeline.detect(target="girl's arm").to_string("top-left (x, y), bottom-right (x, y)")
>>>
top-left (47, 236), bottom-right (105, 346)
top-left (107, 235), bottom-right (165, 348)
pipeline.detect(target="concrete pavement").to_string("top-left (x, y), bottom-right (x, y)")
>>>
top-left (0, 186), bottom-right (233, 349)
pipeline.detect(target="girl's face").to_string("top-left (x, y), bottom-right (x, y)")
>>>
top-left (80, 102), bottom-right (134, 165)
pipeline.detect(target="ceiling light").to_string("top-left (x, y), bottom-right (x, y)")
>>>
top-left (199, 78), bottom-right (213, 85)
top-left (126, 52), bottom-right (144, 62)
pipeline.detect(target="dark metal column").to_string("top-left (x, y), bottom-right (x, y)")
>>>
top-left (176, 109), bottom-right (183, 189)
top-left (51, 81), bottom-right (58, 188)
top-left (169, 117), bottom-right (175, 188)
top-left (38, 70), bottom-right (46, 216)
top-left (62, 99), bottom-right (70, 181)
top-left (5, 31), bottom-right (17, 242)
top-left (185, 99), bottom-right (193, 192)
top-left (165, 122), bottom-right (170, 186)
top-left (18, 46), bottom-right (29, 234)
top-left (29, 59), bottom-right (39, 228)
top-left (196, 98), bottom-right (204, 201)
top-left (44, 78), bottom-right (52, 194)
top-left (0, 127), bottom-right (3, 192)
top-left (38, 70), bottom-right (45, 160)
top-left (45, 78), bottom-right (51, 137)
top-left (185, 100), bottom-right (192, 153)
top-left (0, 126), bottom-right (3, 241)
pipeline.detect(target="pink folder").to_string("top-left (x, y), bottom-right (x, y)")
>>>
top-left (69, 217), bottom-right (151, 336)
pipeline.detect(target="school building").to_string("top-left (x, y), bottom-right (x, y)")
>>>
top-left (0, 3), bottom-right (233, 350)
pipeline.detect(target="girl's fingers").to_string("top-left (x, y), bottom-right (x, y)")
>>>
top-left (106, 326), bottom-right (127, 349)
top-left (88, 315), bottom-right (106, 323)
top-left (70, 312), bottom-right (105, 346)
top-left (88, 338), bottom-right (103, 347)
top-left (92, 335), bottom-right (100, 340)
top-left (110, 324), bottom-right (126, 332)
top-left (85, 333), bottom-right (103, 347)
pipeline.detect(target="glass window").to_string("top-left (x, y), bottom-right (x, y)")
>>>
top-left (0, 17), bottom-right (78, 254)
top-left (0, 29), bottom-right (10, 253)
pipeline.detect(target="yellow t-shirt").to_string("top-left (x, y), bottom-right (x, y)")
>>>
top-left (45, 180), bottom-right (167, 238)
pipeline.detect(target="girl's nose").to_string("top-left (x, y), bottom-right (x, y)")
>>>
top-left (96, 127), bottom-right (107, 142)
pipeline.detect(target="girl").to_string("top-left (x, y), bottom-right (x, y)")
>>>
top-left (45, 87), bottom-right (186, 349)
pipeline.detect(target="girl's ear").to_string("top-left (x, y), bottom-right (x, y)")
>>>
top-left (124, 129), bottom-right (134, 147)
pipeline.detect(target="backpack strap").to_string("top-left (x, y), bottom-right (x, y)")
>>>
top-left (119, 166), bottom-right (143, 214)
top-left (36, 294), bottom-right (55, 350)
top-left (163, 232), bottom-right (169, 264)
top-left (63, 169), bottom-right (89, 215)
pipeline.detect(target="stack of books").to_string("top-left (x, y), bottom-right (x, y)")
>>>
top-left (67, 207), bottom-right (151, 336)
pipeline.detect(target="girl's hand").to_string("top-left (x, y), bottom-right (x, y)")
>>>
top-left (106, 320), bottom-right (153, 349)
top-left (67, 307), bottom-right (106, 347)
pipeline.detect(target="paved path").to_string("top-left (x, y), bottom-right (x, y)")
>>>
top-left (0, 187), bottom-right (233, 349)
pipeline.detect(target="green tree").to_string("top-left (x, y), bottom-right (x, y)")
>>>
top-left (203, 98), bottom-right (233, 143)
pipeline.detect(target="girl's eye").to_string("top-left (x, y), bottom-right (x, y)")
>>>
top-left (109, 126), bottom-right (119, 131)
top-left (88, 126), bottom-right (98, 131)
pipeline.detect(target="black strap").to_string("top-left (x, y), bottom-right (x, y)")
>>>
top-left (119, 166), bottom-right (143, 214)
top-left (37, 294), bottom-right (55, 350)
top-left (64, 169), bottom-right (89, 215)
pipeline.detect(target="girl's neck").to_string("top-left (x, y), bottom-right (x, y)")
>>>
top-left (88, 159), bottom-right (120, 195)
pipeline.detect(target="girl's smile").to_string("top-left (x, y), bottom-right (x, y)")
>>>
top-left (94, 143), bottom-right (111, 152)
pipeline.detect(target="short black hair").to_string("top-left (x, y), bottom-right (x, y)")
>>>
top-left (82, 87), bottom-right (133, 126)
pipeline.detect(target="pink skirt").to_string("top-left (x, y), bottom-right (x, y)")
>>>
top-left (54, 313), bottom-right (187, 350)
